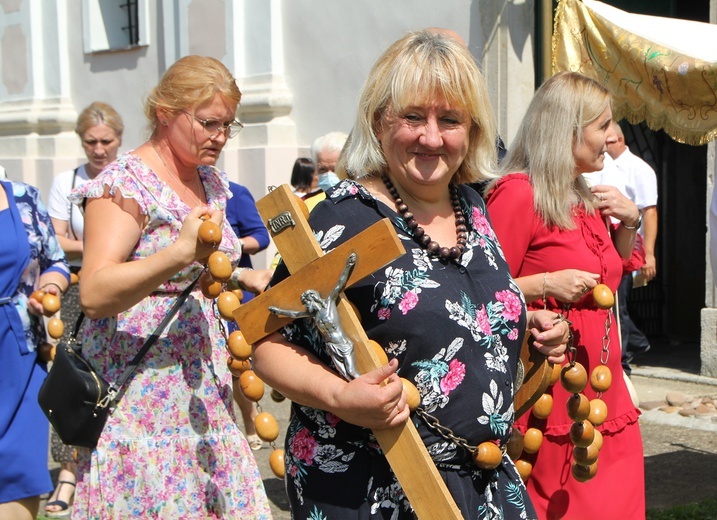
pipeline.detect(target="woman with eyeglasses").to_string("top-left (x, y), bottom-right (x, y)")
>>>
top-left (68, 55), bottom-right (272, 518)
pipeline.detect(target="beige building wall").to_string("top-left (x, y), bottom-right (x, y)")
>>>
top-left (0, 0), bottom-right (537, 268)
top-left (3, 0), bottom-right (716, 374)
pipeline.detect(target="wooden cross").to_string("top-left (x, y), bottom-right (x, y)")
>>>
top-left (234, 184), bottom-right (464, 519)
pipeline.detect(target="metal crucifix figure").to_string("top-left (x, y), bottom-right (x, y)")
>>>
top-left (268, 252), bottom-right (360, 380)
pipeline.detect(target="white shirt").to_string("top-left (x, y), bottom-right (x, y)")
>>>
top-left (610, 146), bottom-right (658, 239)
top-left (612, 146), bottom-right (658, 211)
top-left (582, 154), bottom-right (627, 225)
top-left (583, 154), bottom-right (628, 195)
top-left (47, 165), bottom-right (92, 267)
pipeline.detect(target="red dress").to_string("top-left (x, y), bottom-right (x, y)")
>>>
top-left (486, 174), bottom-right (645, 520)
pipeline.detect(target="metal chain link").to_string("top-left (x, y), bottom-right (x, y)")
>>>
top-left (414, 408), bottom-right (477, 453)
top-left (600, 310), bottom-right (612, 366)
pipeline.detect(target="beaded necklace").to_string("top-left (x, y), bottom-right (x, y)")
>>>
top-left (381, 174), bottom-right (467, 261)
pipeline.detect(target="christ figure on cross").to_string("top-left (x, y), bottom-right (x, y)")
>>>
top-left (268, 252), bottom-right (360, 380)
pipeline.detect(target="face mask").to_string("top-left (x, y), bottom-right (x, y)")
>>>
top-left (318, 171), bottom-right (340, 191)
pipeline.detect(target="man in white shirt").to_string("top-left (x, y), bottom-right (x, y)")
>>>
top-left (607, 122), bottom-right (658, 373)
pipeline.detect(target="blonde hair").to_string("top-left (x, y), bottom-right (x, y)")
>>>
top-left (75, 102), bottom-right (124, 138)
top-left (494, 72), bottom-right (610, 229)
top-left (344, 30), bottom-right (498, 184)
top-left (144, 55), bottom-right (242, 131)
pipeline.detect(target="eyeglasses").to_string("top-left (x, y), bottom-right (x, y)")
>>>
top-left (182, 111), bottom-right (244, 138)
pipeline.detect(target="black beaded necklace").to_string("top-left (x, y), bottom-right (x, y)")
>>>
top-left (381, 174), bottom-right (467, 261)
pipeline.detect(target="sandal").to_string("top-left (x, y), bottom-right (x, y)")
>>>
top-left (246, 434), bottom-right (263, 451)
top-left (45, 480), bottom-right (75, 518)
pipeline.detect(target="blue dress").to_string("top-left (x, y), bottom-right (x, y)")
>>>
top-left (0, 181), bottom-right (70, 503)
top-left (225, 182), bottom-right (270, 304)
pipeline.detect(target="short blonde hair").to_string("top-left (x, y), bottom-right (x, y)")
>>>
top-left (75, 102), bottom-right (124, 138)
top-left (144, 55), bottom-right (242, 131)
top-left (495, 72), bottom-right (611, 228)
top-left (344, 30), bottom-right (498, 184)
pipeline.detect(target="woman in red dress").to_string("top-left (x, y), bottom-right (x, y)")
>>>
top-left (486, 72), bottom-right (645, 520)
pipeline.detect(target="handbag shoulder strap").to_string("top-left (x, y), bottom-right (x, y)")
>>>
top-left (68, 167), bottom-right (80, 240)
top-left (114, 273), bottom-right (202, 390)
top-left (73, 272), bottom-right (203, 392)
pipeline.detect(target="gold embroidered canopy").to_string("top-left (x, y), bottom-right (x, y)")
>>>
top-left (552, 0), bottom-right (717, 145)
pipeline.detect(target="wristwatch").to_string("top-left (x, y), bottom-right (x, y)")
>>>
top-left (622, 213), bottom-right (643, 230)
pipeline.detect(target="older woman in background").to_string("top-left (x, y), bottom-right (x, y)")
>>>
top-left (486, 72), bottom-right (645, 519)
top-left (253, 30), bottom-right (569, 519)
top-left (69, 56), bottom-right (271, 518)
top-left (44, 101), bottom-right (124, 518)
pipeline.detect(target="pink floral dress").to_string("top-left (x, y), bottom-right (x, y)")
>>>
top-left (271, 180), bottom-right (535, 519)
top-left (68, 153), bottom-right (271, 519)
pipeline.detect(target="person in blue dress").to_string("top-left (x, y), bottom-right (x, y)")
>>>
top-left (0, 178), bottom-right (70, 520)
top-left (225, 181), bottom-right (270, 305)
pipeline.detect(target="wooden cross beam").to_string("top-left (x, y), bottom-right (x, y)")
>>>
top-left (234, 184), bottom-right (464, 519)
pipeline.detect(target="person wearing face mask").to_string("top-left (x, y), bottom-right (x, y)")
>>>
top-left (44, 101), bottom-right (124, 518)
top-left (312, 131), bottom-right (348, 192)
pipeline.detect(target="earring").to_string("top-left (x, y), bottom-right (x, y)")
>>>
top-left (162, 120), bottom-right (168, 126)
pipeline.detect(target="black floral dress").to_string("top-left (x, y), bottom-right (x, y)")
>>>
top-left (272, 179), bottom-right (536, 519)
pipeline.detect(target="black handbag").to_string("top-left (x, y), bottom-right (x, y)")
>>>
top-left (38, 275), bottom-right (201, 448)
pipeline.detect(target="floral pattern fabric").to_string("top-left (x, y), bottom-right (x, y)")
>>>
top-left (0, 181), bottom-right (70, 353)
top-left (68, 153), bottom-right (271, 519)
top-left (272, 179), bottom-right (537, 519)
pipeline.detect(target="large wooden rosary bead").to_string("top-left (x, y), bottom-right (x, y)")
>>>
top-left (514, 459), bottom-right (532, 482)
top-left (592, 284), bottom-right (614, 309)
top-left (522, 428), bottom-right (543, 454)
top-left (589, 365), bottom-right (612, 393)
top-left (569, 420), bottom-right (595, 448)
top-left (200, 276), bottom-right (223, 299)
top-left (506, 429), bottom-right (524, 460)
top-left (270, 388), bottom-right (286, 402)
top-left (227, 356), bottom-right (251, 377)
top-left (239, 370), bottom-right (265, 402)
top-left (571, 461), bottom-right (598, 482)
top-left (228, 330), bottom-right (252, 360)
top-left (401, 378), bottom-right (421, 411)
top-left (269, 449), bottom-right (286, 479)
top-left (207, 251), bottom-right (233, 283)
top-left (532, 393), bottom-right (553, 419)
top-left (573, 443), bottom-right (599, 466)
top-left (198, 220), bottom-right (222, 247)
top-left (587, 398), bottom-right (608, 426)
top-left (566, 393), bottom-right (590, 422)
top-left (255, 412), bottom-right (280, 442)
top-left (47, 317), bottom-right (65, 339)
top-left (472, 442), bottom-right (503, 470)
top-left (560, 363), bottom-right (588, 393)
top-left (549, 362), bottom-right (562, 385)
top-left (217, 291), bottom-right (241, 320)
top-left (42, 293), bottom-right (61, 317)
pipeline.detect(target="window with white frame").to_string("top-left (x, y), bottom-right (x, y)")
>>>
top-left (82, 0), bottom-right (150, 53)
